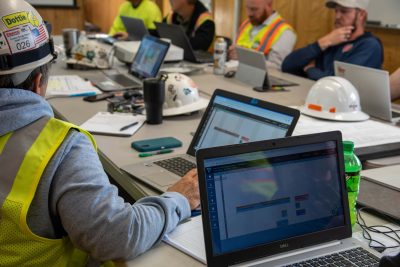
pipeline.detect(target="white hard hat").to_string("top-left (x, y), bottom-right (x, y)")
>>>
top-left (163, 73), bottom-right (209, 116)
top-left (66, 40), bottom-right (113, 69)
top-left (326, 0), bottom-right (370, 10)
top-left (300, 76), bottom-right (369, 122)
top-left (0, 0), bottom-right (57, 84)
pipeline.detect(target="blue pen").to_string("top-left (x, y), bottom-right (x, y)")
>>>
top-left (70, 92), bottom-right (97, 97)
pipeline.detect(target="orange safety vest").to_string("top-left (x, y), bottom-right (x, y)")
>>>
top-left (165, 11), bottom-right (213, 37)
top-left (236, 14), bottom-right (294, 56)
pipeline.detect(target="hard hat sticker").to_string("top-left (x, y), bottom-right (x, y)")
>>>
top-left (2, 11), bottom-right (39, 29)
top-left (4, 25), bottom-right (36, 54)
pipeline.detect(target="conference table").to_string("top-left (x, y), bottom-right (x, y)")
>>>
top-left (48, 54), bottom-right (397, 266)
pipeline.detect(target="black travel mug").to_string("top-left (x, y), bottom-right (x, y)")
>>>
top-left (143, 77), bottom-right (165, 125)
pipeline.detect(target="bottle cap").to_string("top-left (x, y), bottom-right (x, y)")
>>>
top-left (343, 140), bottom-right (354, 152)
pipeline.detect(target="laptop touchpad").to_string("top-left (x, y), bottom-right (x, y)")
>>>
top-left (144, 171), bottom-right (179, 187)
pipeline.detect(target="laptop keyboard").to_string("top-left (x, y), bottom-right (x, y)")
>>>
top-left (284, 247), bottom-right (380, 267)
top-left (154, 157), bottom-right (196, 177)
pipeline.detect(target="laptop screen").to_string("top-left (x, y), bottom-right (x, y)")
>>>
top-left (202, 140), bottom-right (345, 256)
top-left (192, 95), bottom-right (295, 152)
top-left (130, 36), bottom-right (169, 79)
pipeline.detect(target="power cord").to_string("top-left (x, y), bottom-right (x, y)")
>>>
top-left (357, 207), bottom-right (400, 253)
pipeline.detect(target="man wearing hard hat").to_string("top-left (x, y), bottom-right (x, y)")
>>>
top-left (282, 0), bottom-right (383, 81)
top-left (0, 1), bottom-right (199, 265)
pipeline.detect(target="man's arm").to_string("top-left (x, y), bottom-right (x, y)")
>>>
top-left (51, 133), bottom-right (193, 261)
top-left (108, 4), bottom-right (127, 36)
top-left (266, 30), bottom-right (297, 69)
top-left (281, 42), bottom-right (323, 76)
top-left (306, 36), bottom-right (383, 81)
top-left (189, 20), bottom-right (215, 51)
top-left (390, 68), bottom-right (400, 101)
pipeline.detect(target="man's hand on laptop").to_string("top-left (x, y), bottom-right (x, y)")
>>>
top-left (113, 32), bottom-right (129, 40)
top-left (167, 169), bottom-right (200, 210)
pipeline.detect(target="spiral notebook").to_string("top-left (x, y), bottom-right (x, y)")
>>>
top-left (80, 112), bottom-right (146, 137)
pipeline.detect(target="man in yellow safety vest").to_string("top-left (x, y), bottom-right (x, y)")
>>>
top-left (164, 0), bottom-right (216, 51)
top-left (229, 0), bottom-right (296, 69)
top-left (0, 1), bottom-right (199, 266)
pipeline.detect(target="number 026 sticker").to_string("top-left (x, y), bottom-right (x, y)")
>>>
top-left (4, 25), bottom-right (36, 54)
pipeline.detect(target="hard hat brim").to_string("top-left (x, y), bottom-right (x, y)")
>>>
top-left (300, 106), bottom-right (370, 122)
top-left (163, 97), bottom-right (209, 116)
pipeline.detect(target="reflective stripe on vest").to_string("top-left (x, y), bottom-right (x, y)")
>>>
top-left (236, 14), bottom-right (293, 56)
top-left (0, 117), bottom-right (97, 266)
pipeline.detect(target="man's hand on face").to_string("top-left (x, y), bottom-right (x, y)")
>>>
top-left (318, 26), bottom-right (354, 51)
top-left (228, 45), bottom-right (238, 60)
top-left (167, 169), bottom-right (200, 210)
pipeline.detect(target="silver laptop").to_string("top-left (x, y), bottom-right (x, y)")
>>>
top-left (91, 35), bottom-right (169, 91)
top-left (122, 89), bottom-right (300, 192)
top-left (120, 16), bottom-right (149, 41)
top-left (334, 61), bottom-right (400, 122)
top-left (196, 131), bottom-right (382, 266)
top-left (235, 46), bottom-right (298, 90)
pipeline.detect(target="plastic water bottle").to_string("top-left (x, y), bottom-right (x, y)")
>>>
top-left (213, 37), bottom-right (227, 75)
top-left (343, 141), bottom-right (362, 228)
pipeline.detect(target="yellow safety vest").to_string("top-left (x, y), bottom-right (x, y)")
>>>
top-left (165, 11), bottom-right (214, 50)
top-left (0, 117), bottom-right (99, 266)
top-left (236, 14), bottom-right (294, 56)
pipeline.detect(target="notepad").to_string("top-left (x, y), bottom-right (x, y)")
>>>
top-left (46, 75), bottom-right (101, 98)
top-left (163, 216), bottom-right (206, 264)
top-left (80, 112), bottom-right (146, 137)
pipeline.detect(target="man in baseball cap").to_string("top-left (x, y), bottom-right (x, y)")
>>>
top-left (282, 0), bottom-right (383, 80)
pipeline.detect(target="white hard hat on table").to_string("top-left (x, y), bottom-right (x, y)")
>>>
top-left (300, 76), bottom-right (369, 122)
top-left (163, 73), bottom-right (209, 116)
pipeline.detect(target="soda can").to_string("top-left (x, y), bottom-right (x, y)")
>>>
top-left (213, 37), bottom-right (227, 75)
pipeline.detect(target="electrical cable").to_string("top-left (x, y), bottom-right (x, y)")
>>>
top-left (356, 207), bottom-right (400, 253)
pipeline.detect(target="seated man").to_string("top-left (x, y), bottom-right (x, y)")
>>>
top-left (164, 0), bottom-right (216, 51)
top-left (0, 1), bottom-right (198, 265)
top-left (109, 0), bottom-right (162, 38)
top-left (390, 67), bottom-right (400, 100)
top-left (229, 0), bottom-right (296, 69)
top-left (282, 0), bottom-right (383, 80)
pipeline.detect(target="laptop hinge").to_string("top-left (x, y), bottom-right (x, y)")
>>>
top-left (234, 240), bottom-right (342, 266)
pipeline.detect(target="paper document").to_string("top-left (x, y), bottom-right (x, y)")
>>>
top-left (163, 215), bottom-right (206, 264)
top-left (80, 112), bottom-right (146, 137)
top-left (293, 115), bottom-right (400, 148)
top-left (46, 75), bottom-right (101, 98)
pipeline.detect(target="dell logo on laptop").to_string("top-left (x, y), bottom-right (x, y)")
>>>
top-left (280, 243), bottom-right (289, 249)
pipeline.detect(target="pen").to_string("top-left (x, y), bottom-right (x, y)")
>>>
top-left (70, 92), bottom-right (97, 97)
top-left (120, 121), bottom-right (139, 131)
top-left (139, 149), bottom-right (174, 158)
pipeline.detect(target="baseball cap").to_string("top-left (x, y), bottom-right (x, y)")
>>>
top-left (326, 0), bottom-right (370, 10)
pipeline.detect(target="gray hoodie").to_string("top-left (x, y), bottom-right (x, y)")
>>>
top-left (0, 88), bottom-right (190, 262)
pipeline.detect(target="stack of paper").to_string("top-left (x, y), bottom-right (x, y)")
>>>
top-left (163, 216), bottom-right (206, 264)
top-left (80, 112), bottom-right (146, 137)
top-left (293, 115), bottom-right (400, 148)
top-left (46, 75), bottom-right (101, 98)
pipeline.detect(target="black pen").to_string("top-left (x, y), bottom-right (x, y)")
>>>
top-left (120, 121), bottom-right (139, 131)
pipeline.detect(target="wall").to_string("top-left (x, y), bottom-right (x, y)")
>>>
top-left (36, 0), bottom-right (85, 34)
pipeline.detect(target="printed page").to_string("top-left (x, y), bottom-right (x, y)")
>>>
top-left (293, 115), bottom-right (400, 148)
top-left (46, 75), bottom-right (100, 97)
top-left (163, 216), bottom-right (206, 264)
top-left (80, 112), bottom-right (146, 137)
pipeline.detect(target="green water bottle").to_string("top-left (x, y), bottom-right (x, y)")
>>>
top-left (343, 141), bottom-right (362, 228)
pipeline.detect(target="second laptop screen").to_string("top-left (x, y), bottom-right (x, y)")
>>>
top-left (193, 95), bottom-right (294, 152)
